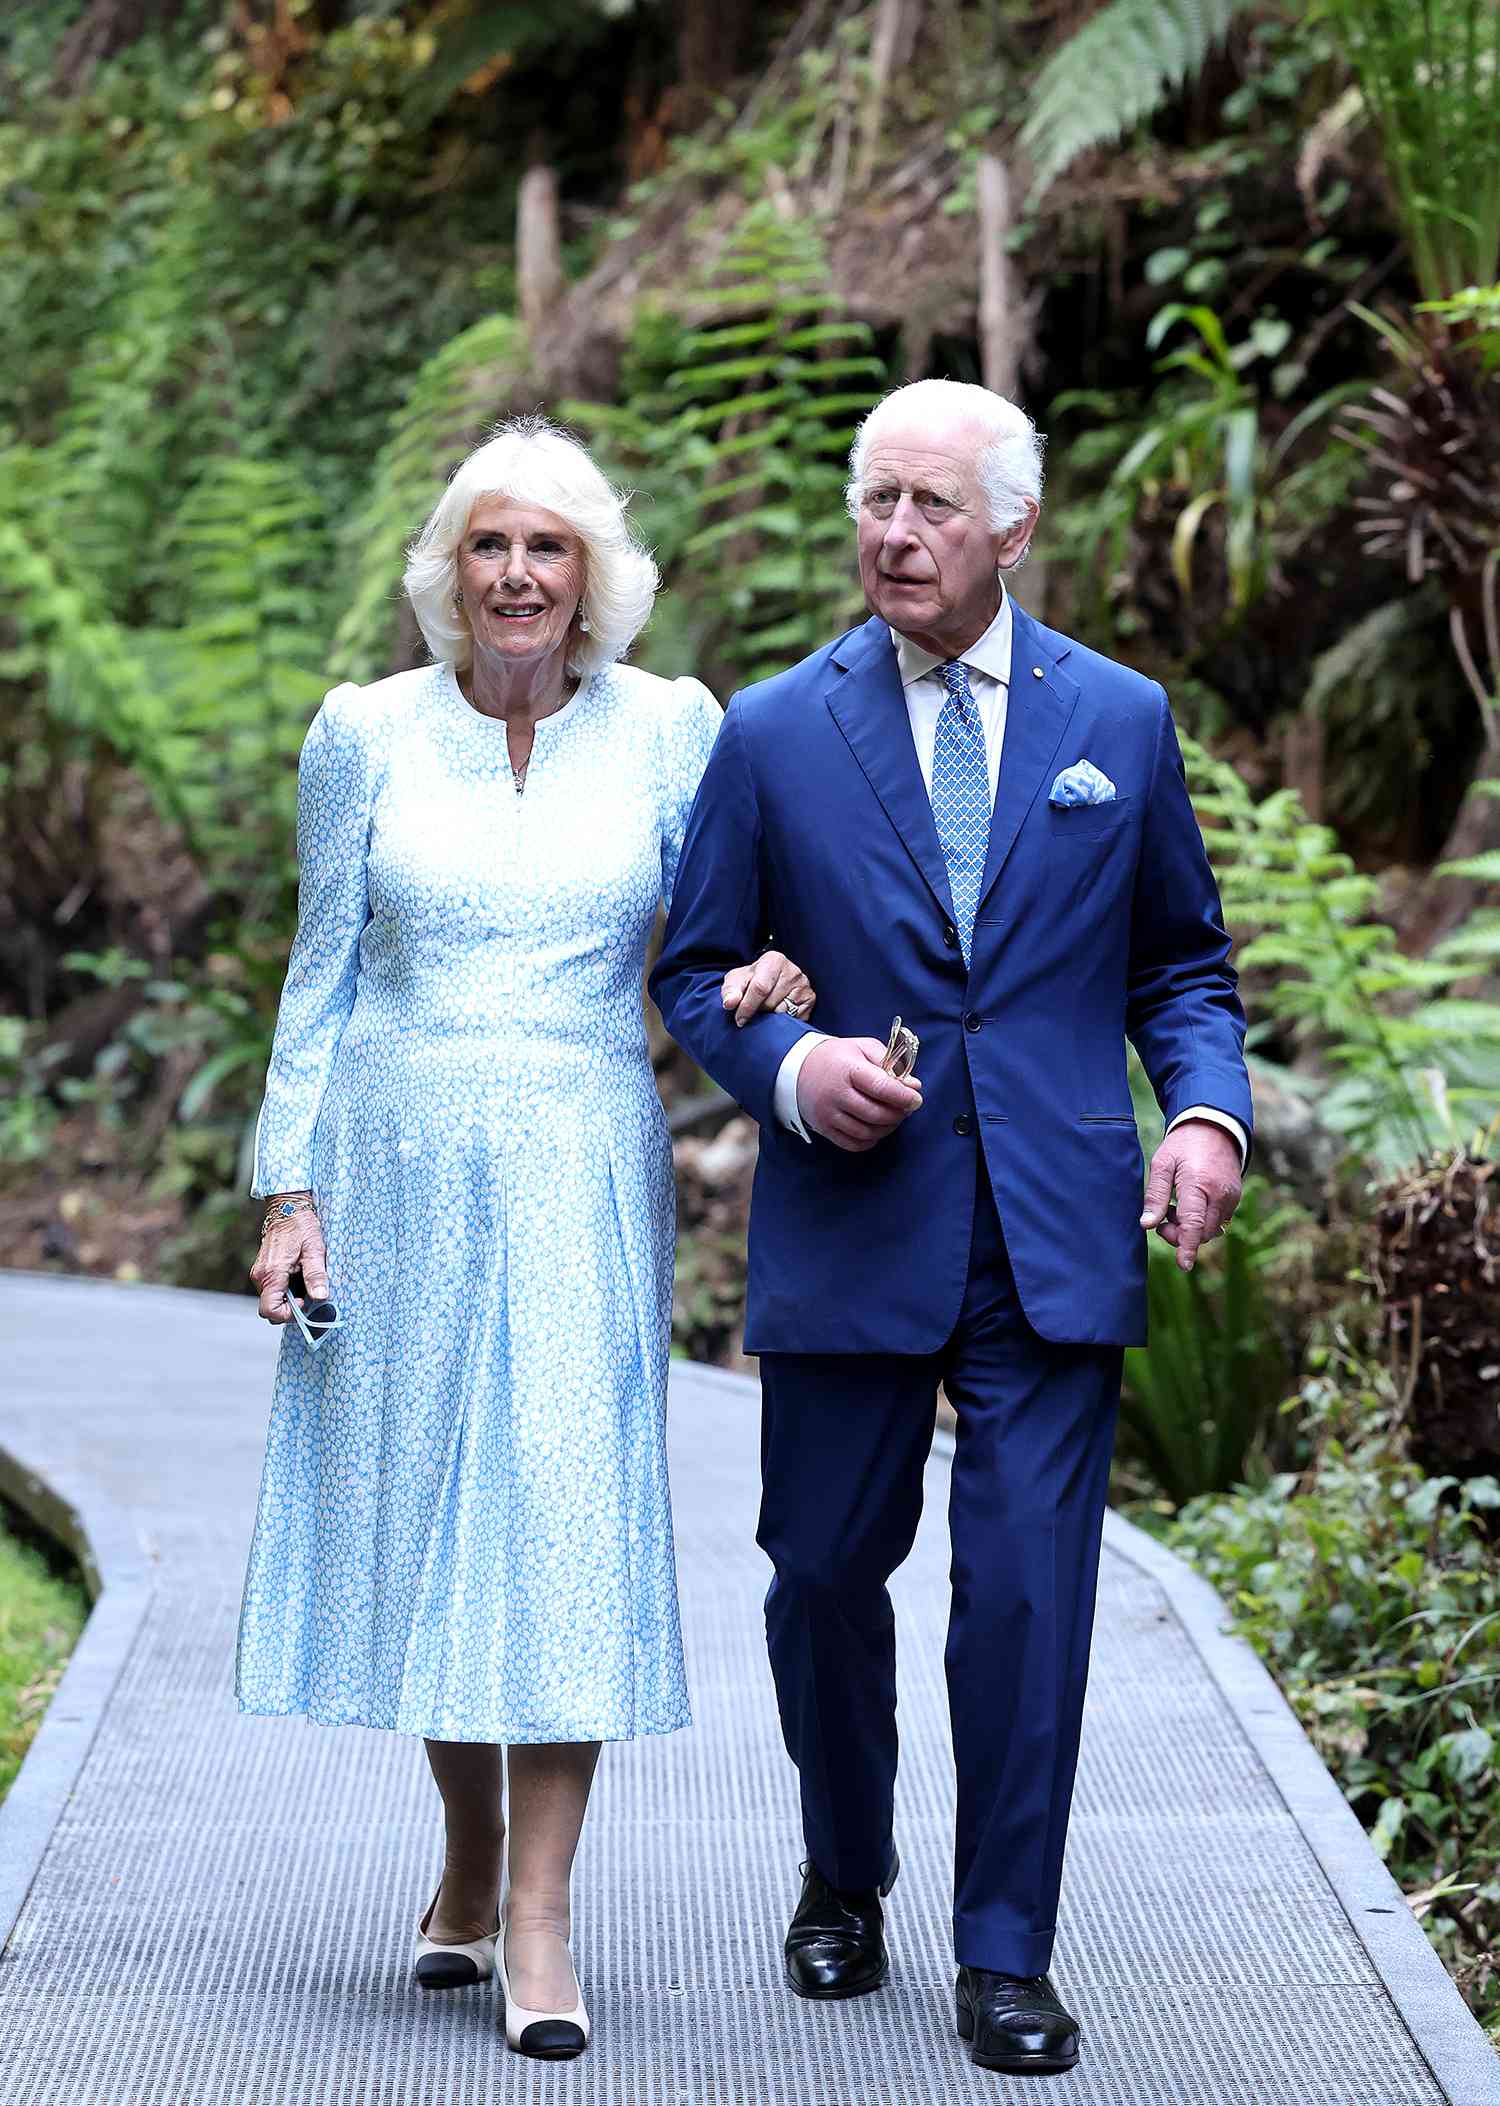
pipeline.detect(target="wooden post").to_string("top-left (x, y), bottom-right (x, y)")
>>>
top-left (977, 149), bottom-right (1020, 399)
top-left (855, 0), bottom-right (910, 189)
top-left (517, 164), bottom-right (564, 339)
top-left (1282, 707), bottom-right (1325, 823)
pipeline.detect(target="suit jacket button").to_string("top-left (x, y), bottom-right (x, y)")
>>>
top-left (942, 923), bottom-right (958, 949)
top-left (953, 1113), bottom-right (973, 1137)
top-left (964, 1012), bottom-right (981, 1033)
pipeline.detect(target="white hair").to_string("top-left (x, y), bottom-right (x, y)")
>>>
top-left (403, 416), bottom-right (659, 677)
top-left (845, 380), bottom-right (1046, 556)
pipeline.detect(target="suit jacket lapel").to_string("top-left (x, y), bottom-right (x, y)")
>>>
top-left (825, 618), bottom-right (956, 922)
top-left (976, 604), bottom-right (1081, 917)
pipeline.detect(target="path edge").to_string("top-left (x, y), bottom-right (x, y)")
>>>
top-left (0, 1432), bottom-right (154, 1955)
top-left (1099, 1504), bottom-right (1500, 2106)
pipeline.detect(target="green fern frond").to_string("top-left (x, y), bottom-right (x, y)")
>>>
top-left (564, 207), bottom-right (885, 687)
top-left (1179, 731), bottom-right (1500, 1165)
top-left (45, 201), bottom-right (217, 616)
top-left (1020, 0), bottom-right (1257, 206)
top-left (0, 511), bottom-right (195, 845)
top-left (331, 316), bottom-right (525, 684)
top-left (3, 451), bottom-right (329, 901)
top-left (146, 455), bottom-right (330, 914)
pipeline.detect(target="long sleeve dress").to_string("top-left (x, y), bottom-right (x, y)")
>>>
top-left (234, 658), bottom-right (721, 1743)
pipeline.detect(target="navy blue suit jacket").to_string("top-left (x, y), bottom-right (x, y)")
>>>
top-left (650, 605), bottom-right (1252, 1351)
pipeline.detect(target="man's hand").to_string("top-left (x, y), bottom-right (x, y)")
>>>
top-left (721, 949), bottom-right (816, 1027)
top-left (1140, 1120), bottom-right (1243, 1271)
top-left (797, 1036), bottom-right (923, 1152)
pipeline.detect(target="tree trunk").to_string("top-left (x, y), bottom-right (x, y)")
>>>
top-left (52, 0), bottom-right (184, 92)
top-left (674, 0), bottom-right (754, 122)
top-left (517, 163), bottom-right (564, 339)
top-left (977, 150), bottom-right (1020, 399)
top-left (855, 0), bottom-right (916, 189)
top-left (1281, 706), bottom-right (1325, 822)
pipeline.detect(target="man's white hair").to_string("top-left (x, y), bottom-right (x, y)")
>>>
top-left (404, 416), bottom-right (659, 677)
top-left (845, 380), bottom-right (1045, 551)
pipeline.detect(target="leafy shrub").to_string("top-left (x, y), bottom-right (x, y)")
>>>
top-left (1121, 1172), bottom-right (1308, 1504)
top-left (1049, 305), bottom-right (1365, 642)
top-left (0, 13), bottom-right (523, 1229)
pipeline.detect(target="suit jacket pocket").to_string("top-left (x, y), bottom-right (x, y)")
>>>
top-left (1045, 795), bottom-right (1133, 843)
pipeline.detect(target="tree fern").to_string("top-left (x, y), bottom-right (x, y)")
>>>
top-left (569, 208), bottom-right (887, 688)
top-left (1020, 0), bottom-right (1257, 206)
top-left (331, 315), bottom-right (525, 684)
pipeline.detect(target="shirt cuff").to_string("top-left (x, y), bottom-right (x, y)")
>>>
top-left (1167, 1105), bottom-right (1248, 1169)
top-left (773, 1031), bottom-right (828, 1143)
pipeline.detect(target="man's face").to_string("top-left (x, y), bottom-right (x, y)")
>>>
top-left (854, 417), bottom-right (1035, 657)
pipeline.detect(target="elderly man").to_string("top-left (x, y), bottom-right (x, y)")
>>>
top-left (651, 379), bottom-right (1250, 2076)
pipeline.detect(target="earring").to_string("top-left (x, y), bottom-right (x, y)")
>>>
top-left (578, 612), bottom-right (590, 633)
top-left (453, 586), bottom-right (465, 609)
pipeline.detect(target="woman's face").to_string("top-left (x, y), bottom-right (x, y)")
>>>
top-left (456, 499), bottom-right (586, 672)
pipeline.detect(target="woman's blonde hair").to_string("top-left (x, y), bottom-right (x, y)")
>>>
top-left (403, 416), bottom-right (659, 677)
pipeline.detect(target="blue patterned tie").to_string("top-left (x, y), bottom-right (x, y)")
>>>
top-left (931, 660), bottom-right (991, 963)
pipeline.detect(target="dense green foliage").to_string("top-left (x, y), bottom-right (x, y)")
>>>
top-left (1158, 1357), bottom-right (1500, 2031)
top-left (1026, 0), bottom-right (1500, 309)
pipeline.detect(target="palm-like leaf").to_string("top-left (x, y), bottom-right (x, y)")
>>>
top-left (1020, 0), bottom-right (1257, 205)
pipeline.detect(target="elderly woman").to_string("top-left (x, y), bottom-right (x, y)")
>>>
top-left (235, 418), bottom-right (812, 2061)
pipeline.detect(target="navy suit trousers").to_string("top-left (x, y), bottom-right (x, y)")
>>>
top-left (756, 1167), bottom-right (1122, 1976)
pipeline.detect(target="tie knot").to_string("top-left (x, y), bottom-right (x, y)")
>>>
top-left (940, 659), bottom-right (974, 706)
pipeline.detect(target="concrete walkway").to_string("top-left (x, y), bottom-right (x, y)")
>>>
top-left (1, 1271), bottom-right (1495, 2105)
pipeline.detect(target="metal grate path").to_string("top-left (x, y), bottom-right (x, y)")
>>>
top-left (0, 1275), bottom-right (1482, 2103)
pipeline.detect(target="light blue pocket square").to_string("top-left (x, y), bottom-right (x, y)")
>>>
top-left (1049, 759), bottom-right (1117, 808)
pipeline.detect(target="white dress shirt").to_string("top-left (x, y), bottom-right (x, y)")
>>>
top-left (770, 588), bottom-right (1247, 1165)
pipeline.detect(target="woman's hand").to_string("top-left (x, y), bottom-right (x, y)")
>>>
top-left (250, 1202), bottom-right (331, 1325)
top-left (720, 950), bottom-right (817, 1029)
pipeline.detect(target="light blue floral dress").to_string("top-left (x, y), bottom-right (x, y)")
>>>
top-left (236, 660), bottom-right (721, 1743)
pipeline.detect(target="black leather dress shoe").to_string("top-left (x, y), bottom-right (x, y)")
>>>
top-left (955, 1967), bottom-right (1080, 2074)
top-left (784, 1850), bottom-right (900, 2000)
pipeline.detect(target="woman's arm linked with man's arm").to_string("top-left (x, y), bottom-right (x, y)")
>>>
top-left (656, 678), bottom-right (817, 1056)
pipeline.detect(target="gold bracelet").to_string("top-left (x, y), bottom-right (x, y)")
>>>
top-left (260, 1196), bottom-right (317, 1240)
